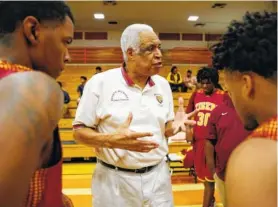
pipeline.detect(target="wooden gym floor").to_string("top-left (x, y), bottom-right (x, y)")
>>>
top-left (62, 162), bottom-right (223, 207)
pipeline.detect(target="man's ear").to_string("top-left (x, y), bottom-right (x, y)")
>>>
top-left (22, 16), bottom-right (41, 46)
top-left (241, 73), bottom-right (254, 100)
top-left (126, 48), bottom-right (134, 61)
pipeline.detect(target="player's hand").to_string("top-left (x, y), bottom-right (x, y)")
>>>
top-left (108, 113), bottom-right (158, 153)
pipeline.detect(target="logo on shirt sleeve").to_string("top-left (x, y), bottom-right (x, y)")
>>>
top-left (111, 90), bottom-right (129, 101)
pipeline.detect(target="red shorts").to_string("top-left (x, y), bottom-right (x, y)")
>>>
top-left (181, 147), bottom-right (194, 169)
top-left (193, 140), bottom-right (214, 182)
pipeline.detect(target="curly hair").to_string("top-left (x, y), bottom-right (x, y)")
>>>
top-left (212, 11), bottom-right (277, 79)
top-left (0, 1), bottom-right (74, 36)
top-left (197, 67), bottom-right (223, 89)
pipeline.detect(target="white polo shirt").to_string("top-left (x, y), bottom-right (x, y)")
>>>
top-left (73, 67), bottom-right (174, 169)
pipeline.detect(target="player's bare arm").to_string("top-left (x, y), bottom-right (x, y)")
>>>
top-left (0, 71), bottom-right (63, 207)
top-left (226, 138), bottom-right (277, 207)
top-left (205, 140), bottom-right (216, 175)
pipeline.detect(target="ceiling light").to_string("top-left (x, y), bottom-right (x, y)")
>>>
top-left (188, 16), bottom-right (199, 21)
top-left (94, 13), bottom-right (105, 19)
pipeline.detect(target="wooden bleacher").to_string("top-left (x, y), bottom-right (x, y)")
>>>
top-left (57, 64), bottom-right (209, 97)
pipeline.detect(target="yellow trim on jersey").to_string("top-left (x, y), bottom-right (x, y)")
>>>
top-left (205, 177), bottom-right (215, 182)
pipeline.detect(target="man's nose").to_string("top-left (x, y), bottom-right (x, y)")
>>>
top-left (64, 50), bottom-right (71, 63)
top-left (154, 47), bottom-right (162, 58)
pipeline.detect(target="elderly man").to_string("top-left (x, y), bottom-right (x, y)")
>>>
top-left (73, 23), bottom-right (196, 207)
top-left (212, 11), bottom-right (277, 207)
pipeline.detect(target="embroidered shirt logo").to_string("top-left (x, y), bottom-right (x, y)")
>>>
top-left (111, 90), bottom-right (129, 101)
top-left (155, 94), bottom-right (163, 104)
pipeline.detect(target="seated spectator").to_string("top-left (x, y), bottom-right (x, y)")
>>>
top-left (77, 76), bottom-right (87, 105)
top-left (167, 66), bottom-right (183, 92)
top-left (58, 81), bottom-right (71, 117)
top-left (95, 66), bottom-right (102, 74)
top-left (183, 70), bottom-right (197, 92)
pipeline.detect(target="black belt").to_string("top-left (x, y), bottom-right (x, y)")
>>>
top-left (98, 159), bottom-right (158, 174)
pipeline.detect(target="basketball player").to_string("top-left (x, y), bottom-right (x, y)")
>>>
top-left (0, 2), bottom-right (75, 206)
top-left (205, 100), bottom-right (251, 206)
top-left (212, 11), bottom-right (277, 207)
top-left (186, 67), bottom-right (230, 207)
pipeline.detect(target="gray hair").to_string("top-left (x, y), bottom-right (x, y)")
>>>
top-left (120, 23), bottom-right (154, 62)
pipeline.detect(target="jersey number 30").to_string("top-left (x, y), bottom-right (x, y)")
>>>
top-left (197, 112), bottom-right (211, 127)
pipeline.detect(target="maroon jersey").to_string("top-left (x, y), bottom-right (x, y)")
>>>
top-left (186, 89), bottom-right (230, 141)
top-left (206, 104), bottom-right (251, 180)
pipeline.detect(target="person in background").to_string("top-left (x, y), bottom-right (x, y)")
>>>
top-left (95, 66), bottom-right (102, 74)
top-left (77, 75), bottom-right (87, 104)
top-left (205, 100), bottom-right (251, 206)
top-left (58, 81), bottom-right (71, 117)
top-left (186, 67), bottom-right (231, 207)
top-left (167, 65), bottom-right (183, 92)
top-left (183, 69), bottom-right (197, 92)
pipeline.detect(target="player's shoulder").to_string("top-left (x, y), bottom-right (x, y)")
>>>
top-left (192, 89), bottom-right (205, 98)
top-left (215, 89), bottom-right (227, 95)
top-left (195, 89), bottom-right (205, 95)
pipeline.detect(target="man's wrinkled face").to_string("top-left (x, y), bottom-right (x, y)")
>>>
top-left (130, 31), bottom-right (163, 76)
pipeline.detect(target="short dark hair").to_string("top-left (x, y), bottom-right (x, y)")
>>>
top-left (0, 1), bottom-right (74, 36)
top-left (171, 66), bottom-right (177, 73)
top-left (80, 76), bottom-right (87, 81)
top-left (57, 81), bottom-right (62, 87)
top-left (212, 11), bottom-right (277, 79)
top-left (96, 66), bottom-right (102, 71)
top-left (187, 70), bottom-right (192, 73)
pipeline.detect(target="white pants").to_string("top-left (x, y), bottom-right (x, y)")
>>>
top-left (214, 173), bottom-right (226, 206)
top-left (92, 160), bottom-right (174, 207)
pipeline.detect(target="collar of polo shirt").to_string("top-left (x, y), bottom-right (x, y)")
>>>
top-left (121, 63), bottom-right (155, 87)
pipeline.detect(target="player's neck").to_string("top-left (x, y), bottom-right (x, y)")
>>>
top-left (0, 45), bottom-right (32, 69)
top-left (256, 91), bottom-right (277, 124)
top-left (205, 88), bottom-right (217, 96)
top-left (256, 106), bottom-right (277, 125)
